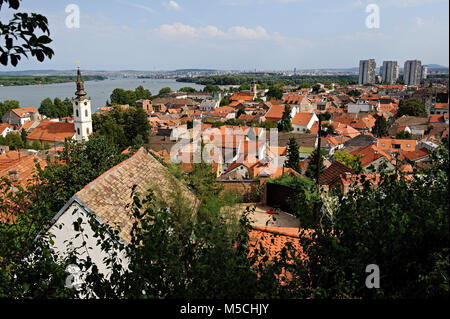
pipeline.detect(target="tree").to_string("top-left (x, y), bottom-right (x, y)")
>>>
top-left (30, 139), bottom-right (41, 150)
top-left (203, 84), bottom-right (220, 93)
top-left (0, 0), bottom-right (54, 67)
top-left (0, 131), bottom-right (23, 149)
top-left (0, 99), bottom-right (19, 118)
top-left (332, 150), bottom-right (362, 173)
top-left (397, 99), bottom-right (427, 117)
top-left (291, 139), bottom-right (449, 298)
top-left (305, 148), bottom-right (325, 180)
top-left (260, 120), bottom-right (278, 129)
top-left (157, 87), bottom-right (172, 97)
top-left (236, 108), bottom-right (246, 119)
top-left (347, 89), bottom-right (361, 97)
top-left (285, 137), bottom-right (300, 172)
top-left (277, 105), bottom-right (293, 132)
top-left (179, 87), bottom-right (196, 93)
top-left (134, 85), bottom-right (152, 100)
top-left (266, 86), bottom-right (283, 100)
top-left (396, 130), bottom-right (413, 139)
top-left (92, 105), bottom-right (151, 149)
top-left (372, 114), bottom-right (389, 138)
top-left (110, 88), bottom-right (137, 106)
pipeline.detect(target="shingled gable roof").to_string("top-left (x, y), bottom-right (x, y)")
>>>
top-left (319, 160), bottom-right (354, 186)
top-left (52, 147), bottom-right (196, 244)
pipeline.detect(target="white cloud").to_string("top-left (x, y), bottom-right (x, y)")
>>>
top-left (163, 1), bottom-right (182, 11)
top-left (117, 0), bottom-right (155, 13)
top-left (154, 23), bottom-right (272, 40)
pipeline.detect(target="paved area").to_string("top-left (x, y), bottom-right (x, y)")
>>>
top-left (233, 203), bottom-right (300, 228)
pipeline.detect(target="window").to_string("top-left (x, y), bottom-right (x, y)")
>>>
top-left (87, 128), bottom-right (90, 135)
top-left (77, 128), bottom-right (80, 135)
top-left (76, 110), bottom-right (79, 117)
top-left (73, 221), bottom-right (80, 232)
top-left (407, 144), bottom-right (410, 148)
top-left (85, 109), bottom-right (88, 117)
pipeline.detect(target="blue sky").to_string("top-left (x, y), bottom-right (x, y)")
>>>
top-left (1, 0), bottom-right (449, 70)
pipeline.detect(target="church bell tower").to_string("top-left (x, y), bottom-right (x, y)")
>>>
top-left (73, 62), bottom-right (93, 143)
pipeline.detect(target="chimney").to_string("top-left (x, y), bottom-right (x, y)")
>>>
top-left (8, 169), bottom-right (19, 182)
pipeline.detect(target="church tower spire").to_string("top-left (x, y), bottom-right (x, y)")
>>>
top-left (72, 62), bottom-right (93, 143)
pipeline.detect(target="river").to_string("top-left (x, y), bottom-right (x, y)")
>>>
top-left (0, 78), bottom-right (205, 112)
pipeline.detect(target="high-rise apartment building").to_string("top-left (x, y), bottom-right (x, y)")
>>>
top-left (421, 65), bottom-right (428, 81)
top-left (403, 60), bottom-right (422, 85)
top-left (381, 61), bottom-right (399, 84)
top-left (359, 59), bottom-right (376, 85)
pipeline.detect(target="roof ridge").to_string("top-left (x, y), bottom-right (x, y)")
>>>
top-left (77, 147), bottom-right (145, 196)
top-left (253, 226), bottom-right (301, 238)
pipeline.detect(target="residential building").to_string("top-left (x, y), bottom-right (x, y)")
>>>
top-left (2, 107), bottom-right (40, 127)
top-left (358, 59), bottom-right (376, 85)
top-left (292, 112), bottom-right (319, 133)
top-left (381, 61), bottom-right (399, 84)
top-left (403, 60), bottom-right (422, 85)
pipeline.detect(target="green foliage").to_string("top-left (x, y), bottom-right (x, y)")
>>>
top-left (178, 86), bottom-right (197, 93)
top-left (295, 139), bottom-right (449, 298)
top-left (372, 114), bottom-right (389, 138)
top-left (157, 87), bottom-right (172, 97)
top-left (332, 150), bottom-right (362, 173)
top-left (30, 140), bottom-right (41, 150)
top-left (277, 105), bottom-right (293, 132)
top-left (285, 137), bottom-right (300, 172)
top-left (92, 105), bottom-right (151, 149)
top-left (269, 174), bottom-right (320, 227)
top-left (220, 95), bottom-right (230, 106)
top-left (396, 130), bottom-right (413, 140)
top-left (177, 74), bottom-right (359, 87)
top-left (0, 75), bottom-right (105, 86)
top-left (0, 99), bottom-right (19, 118)
top-left (0, 0), bottom-right (54, 67)
top-left (305, 148), bottom-right (325, 180)
top-left (260, 120), bottom-right (278, 129)
top-left (134, 85), bottom-right (152, 100)
top-left (346, 89), bottom-right (361, 97)
top-left (397, 99), bottom-right (427, 117)
top-left (203, 84), bottom-right (221, 93)
top-left (38, 97), bottom-right (72, 118)
top-left (110, 88), bottom-right (136, 106)
top-left (266, 86), bottom-right (283, 100)
top-left (236, 108), bottom-right (246, 119)
top-left (0, 131), bottom-right (23, 149)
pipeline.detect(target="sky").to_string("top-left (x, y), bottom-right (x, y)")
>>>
top-left (0, 0), bottom-right (449, 71)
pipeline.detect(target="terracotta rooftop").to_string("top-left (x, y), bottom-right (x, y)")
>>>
top-left (26, 120), bottom-right (75, 143)
top-left (75, 147), bottom-right (197, 244)
top-left (292, 112), bottom-right (314, 126)
top-left (319, 160), bottom-right (354, 186)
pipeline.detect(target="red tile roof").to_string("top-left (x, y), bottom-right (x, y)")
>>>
top-left (292, 112), bottom-right (314, 126)
top-left (319, 160), bottom-right (354, 186)
top-left (26, 120), bottom-right (75, 143)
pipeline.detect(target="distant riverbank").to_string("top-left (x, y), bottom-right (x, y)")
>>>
top-left (0, 78), bottom-right (204, 112)
top-left (0, 75), bottom-right (106, 87)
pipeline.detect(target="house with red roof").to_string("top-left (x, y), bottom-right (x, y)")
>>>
top-left (292, 112), bottom-right (319, 133)
top-left (2, 107), bottom-right (40, 127)
top-left (350, 144), bottom-right (394, 173)
top-left (0, 123), bottom-right (14, 138)
top-left (26, 120), bottom-right (75, 147)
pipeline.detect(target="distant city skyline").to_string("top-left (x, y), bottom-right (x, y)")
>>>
top-left (0, 0), bottom-right (448, 71)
